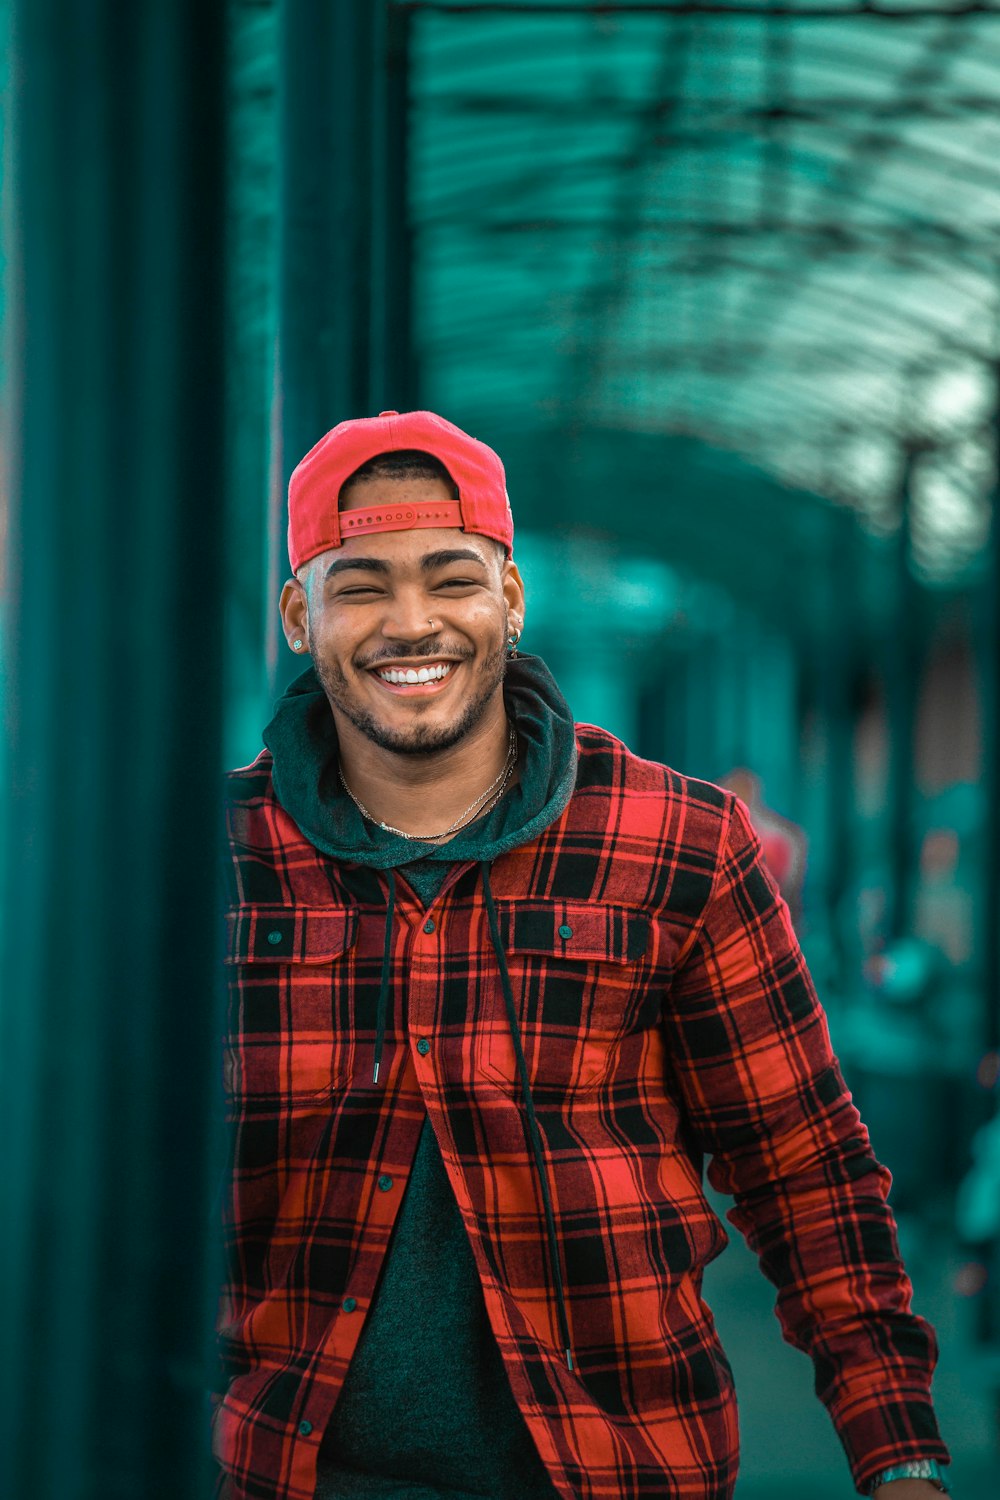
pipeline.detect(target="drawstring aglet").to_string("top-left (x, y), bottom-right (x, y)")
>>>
top-left (565, 1347), bottom-right (574, 1372)
top-left (371, 870), bottom-right (394, 1093)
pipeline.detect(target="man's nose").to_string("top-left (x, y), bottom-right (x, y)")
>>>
top-left (380, 594), bottom-right (436, 640)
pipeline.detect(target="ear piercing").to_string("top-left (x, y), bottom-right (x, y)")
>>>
top-left (293, 639), bottom-right (304, 651)
top-left (506, 628), bottom-right (521, 657)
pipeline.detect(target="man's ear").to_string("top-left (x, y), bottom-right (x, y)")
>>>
top-left (279, 577), bottom-right (311, 654)
top-left (501, 558), bottom-right (525, 637)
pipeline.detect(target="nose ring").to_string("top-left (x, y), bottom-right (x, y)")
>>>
top-left (427, 618), bottom-right (437, 631)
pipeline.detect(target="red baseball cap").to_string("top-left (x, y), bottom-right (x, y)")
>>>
top-left (287, 409), bottom-right (514, 572)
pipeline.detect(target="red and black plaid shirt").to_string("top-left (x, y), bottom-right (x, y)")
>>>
top-left (215, 724), bottom-right (949, 1499)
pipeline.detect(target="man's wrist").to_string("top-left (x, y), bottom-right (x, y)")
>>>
top-left (865, 1459), bottom-right (949, 1494)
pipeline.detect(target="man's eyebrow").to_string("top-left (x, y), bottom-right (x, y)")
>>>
top-left (323, 556), bottom-right (391, 581)
top-left (420, 548), bottom-right (489, 570)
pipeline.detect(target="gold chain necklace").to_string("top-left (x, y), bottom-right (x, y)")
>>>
top-left (338, 723), bottom-right (518, 843)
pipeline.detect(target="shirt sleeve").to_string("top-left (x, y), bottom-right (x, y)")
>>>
top-left (663, 793), bottom-right (951, 1493)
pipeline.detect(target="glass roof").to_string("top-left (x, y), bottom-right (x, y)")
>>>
top-left (407, 0), bottom-right (1000, 583)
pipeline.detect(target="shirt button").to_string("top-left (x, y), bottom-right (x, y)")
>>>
top-left (378, 1174), bottom-right (394, 1192)
top-left (416, 1037), bottom-right (431, 1056)
top-left (298, 1419), bottom-right (313, 1436)
top-left (558, 924), bottom-right (573, 940)
top-left (423, 918), bottom-right (435, 934)
top-left (267, 930), bottom-right (283, 945)
top-left (342, 1296), bottom-right (357, 1313)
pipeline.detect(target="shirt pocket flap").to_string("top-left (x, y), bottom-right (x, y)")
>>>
top-left (224, 905), bottom-right (359, 964)
top-left (500, 900), bottom-right (649, 964)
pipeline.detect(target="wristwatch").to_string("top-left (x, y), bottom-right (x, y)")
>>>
top-left (865, 1459), bottom-right (949, 1493)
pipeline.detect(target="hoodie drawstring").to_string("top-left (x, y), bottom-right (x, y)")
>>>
top-left (372, 868), bottom-right (396, 1086)
top-left (480, 861), bottom-right (575, 1373)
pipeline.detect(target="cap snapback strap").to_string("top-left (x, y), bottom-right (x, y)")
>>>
top-left (338, 501), bottom-right (464, 539)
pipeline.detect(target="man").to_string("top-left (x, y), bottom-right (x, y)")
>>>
top-left (214, 410), bottom-right (951, 1500)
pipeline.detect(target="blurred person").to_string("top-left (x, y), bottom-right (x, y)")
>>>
top-left (719, 767), bottom-right (807, 924)
top-left (214, 411), bottom-right (951, 1500)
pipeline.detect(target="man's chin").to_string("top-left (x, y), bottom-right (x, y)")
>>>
top-left (329, 693), bottom-right (500, 757)
top-left (352, 711), bottom-right (476, 756)
top-left (364, 722), bottom-right (470, 756)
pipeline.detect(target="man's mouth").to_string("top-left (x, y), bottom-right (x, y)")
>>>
top-left (363, 658), bottom-right (463, 695)
top-left (374, 661), bottom-right (454, 686)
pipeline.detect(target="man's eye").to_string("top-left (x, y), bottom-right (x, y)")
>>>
top-left (337, 585), bottom-right (381, 597)
top-left (436, 577), bottom-right (476, 589)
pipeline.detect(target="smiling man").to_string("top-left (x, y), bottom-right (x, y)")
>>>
top-left (215, 411), bottom-right (951, 1500)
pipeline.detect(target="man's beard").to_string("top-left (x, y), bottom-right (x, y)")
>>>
top-left (313, 631), bottom-right (509, 756)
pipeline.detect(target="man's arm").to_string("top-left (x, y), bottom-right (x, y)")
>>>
top-left (660, 794), bottom-right (950, 1495)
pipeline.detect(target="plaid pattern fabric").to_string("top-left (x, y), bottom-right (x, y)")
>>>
top-left (215, 726), bottom-right (948, 1500)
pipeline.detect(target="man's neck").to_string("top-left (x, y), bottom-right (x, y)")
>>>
top-left (334, 698), bottom-right (514, 842)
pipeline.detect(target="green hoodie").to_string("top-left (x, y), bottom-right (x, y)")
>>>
top-left (261, 654), bottom-right (576, 1500)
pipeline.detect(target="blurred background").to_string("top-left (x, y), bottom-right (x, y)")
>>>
top-left (2, 0), bottom-right (1000, 1496)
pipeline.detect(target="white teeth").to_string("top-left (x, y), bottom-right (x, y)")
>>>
top-left (376, 663), bottom-right (453, 685)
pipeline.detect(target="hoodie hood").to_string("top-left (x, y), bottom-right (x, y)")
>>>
top-left (262, 652), bottom-right (579, 870)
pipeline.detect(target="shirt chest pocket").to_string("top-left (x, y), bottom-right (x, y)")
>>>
top-left (223, 904), bottom-right (359, 1110)
top-left (477, 900), bottom-right (651, 1100)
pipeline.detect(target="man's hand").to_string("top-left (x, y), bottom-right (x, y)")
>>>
top-left (872, 1483), bottom-right (946, 1499)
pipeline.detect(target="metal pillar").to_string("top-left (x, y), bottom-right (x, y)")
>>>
top-left (816, 528), bottom-right (858, 930)
top-left (885, 445), bottom-right (925, 942)
top-left (0, 4), bottom-right (227, 1497)
top-left (982, 370), bottom-right (1000, 1058)
top-left (269, 0), bottom-right (416, 688)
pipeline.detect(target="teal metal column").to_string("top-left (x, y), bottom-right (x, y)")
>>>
top-left (278, 0), bottom-right (376, 461)
top-left (816, 528), bottom-right (859, 928)
top-left (276, 0), bottom-right (415, 460)
top-left (378, 1), bottom-right (419, 410)
top-left (885, 445), bottom-right (925, 942)
top-left (982, 376), bottom-right (1000, 1058)
top-left (0, 4), bottom-right (227, 1498)
top-left (269, 0), bottom-right (416, 687)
